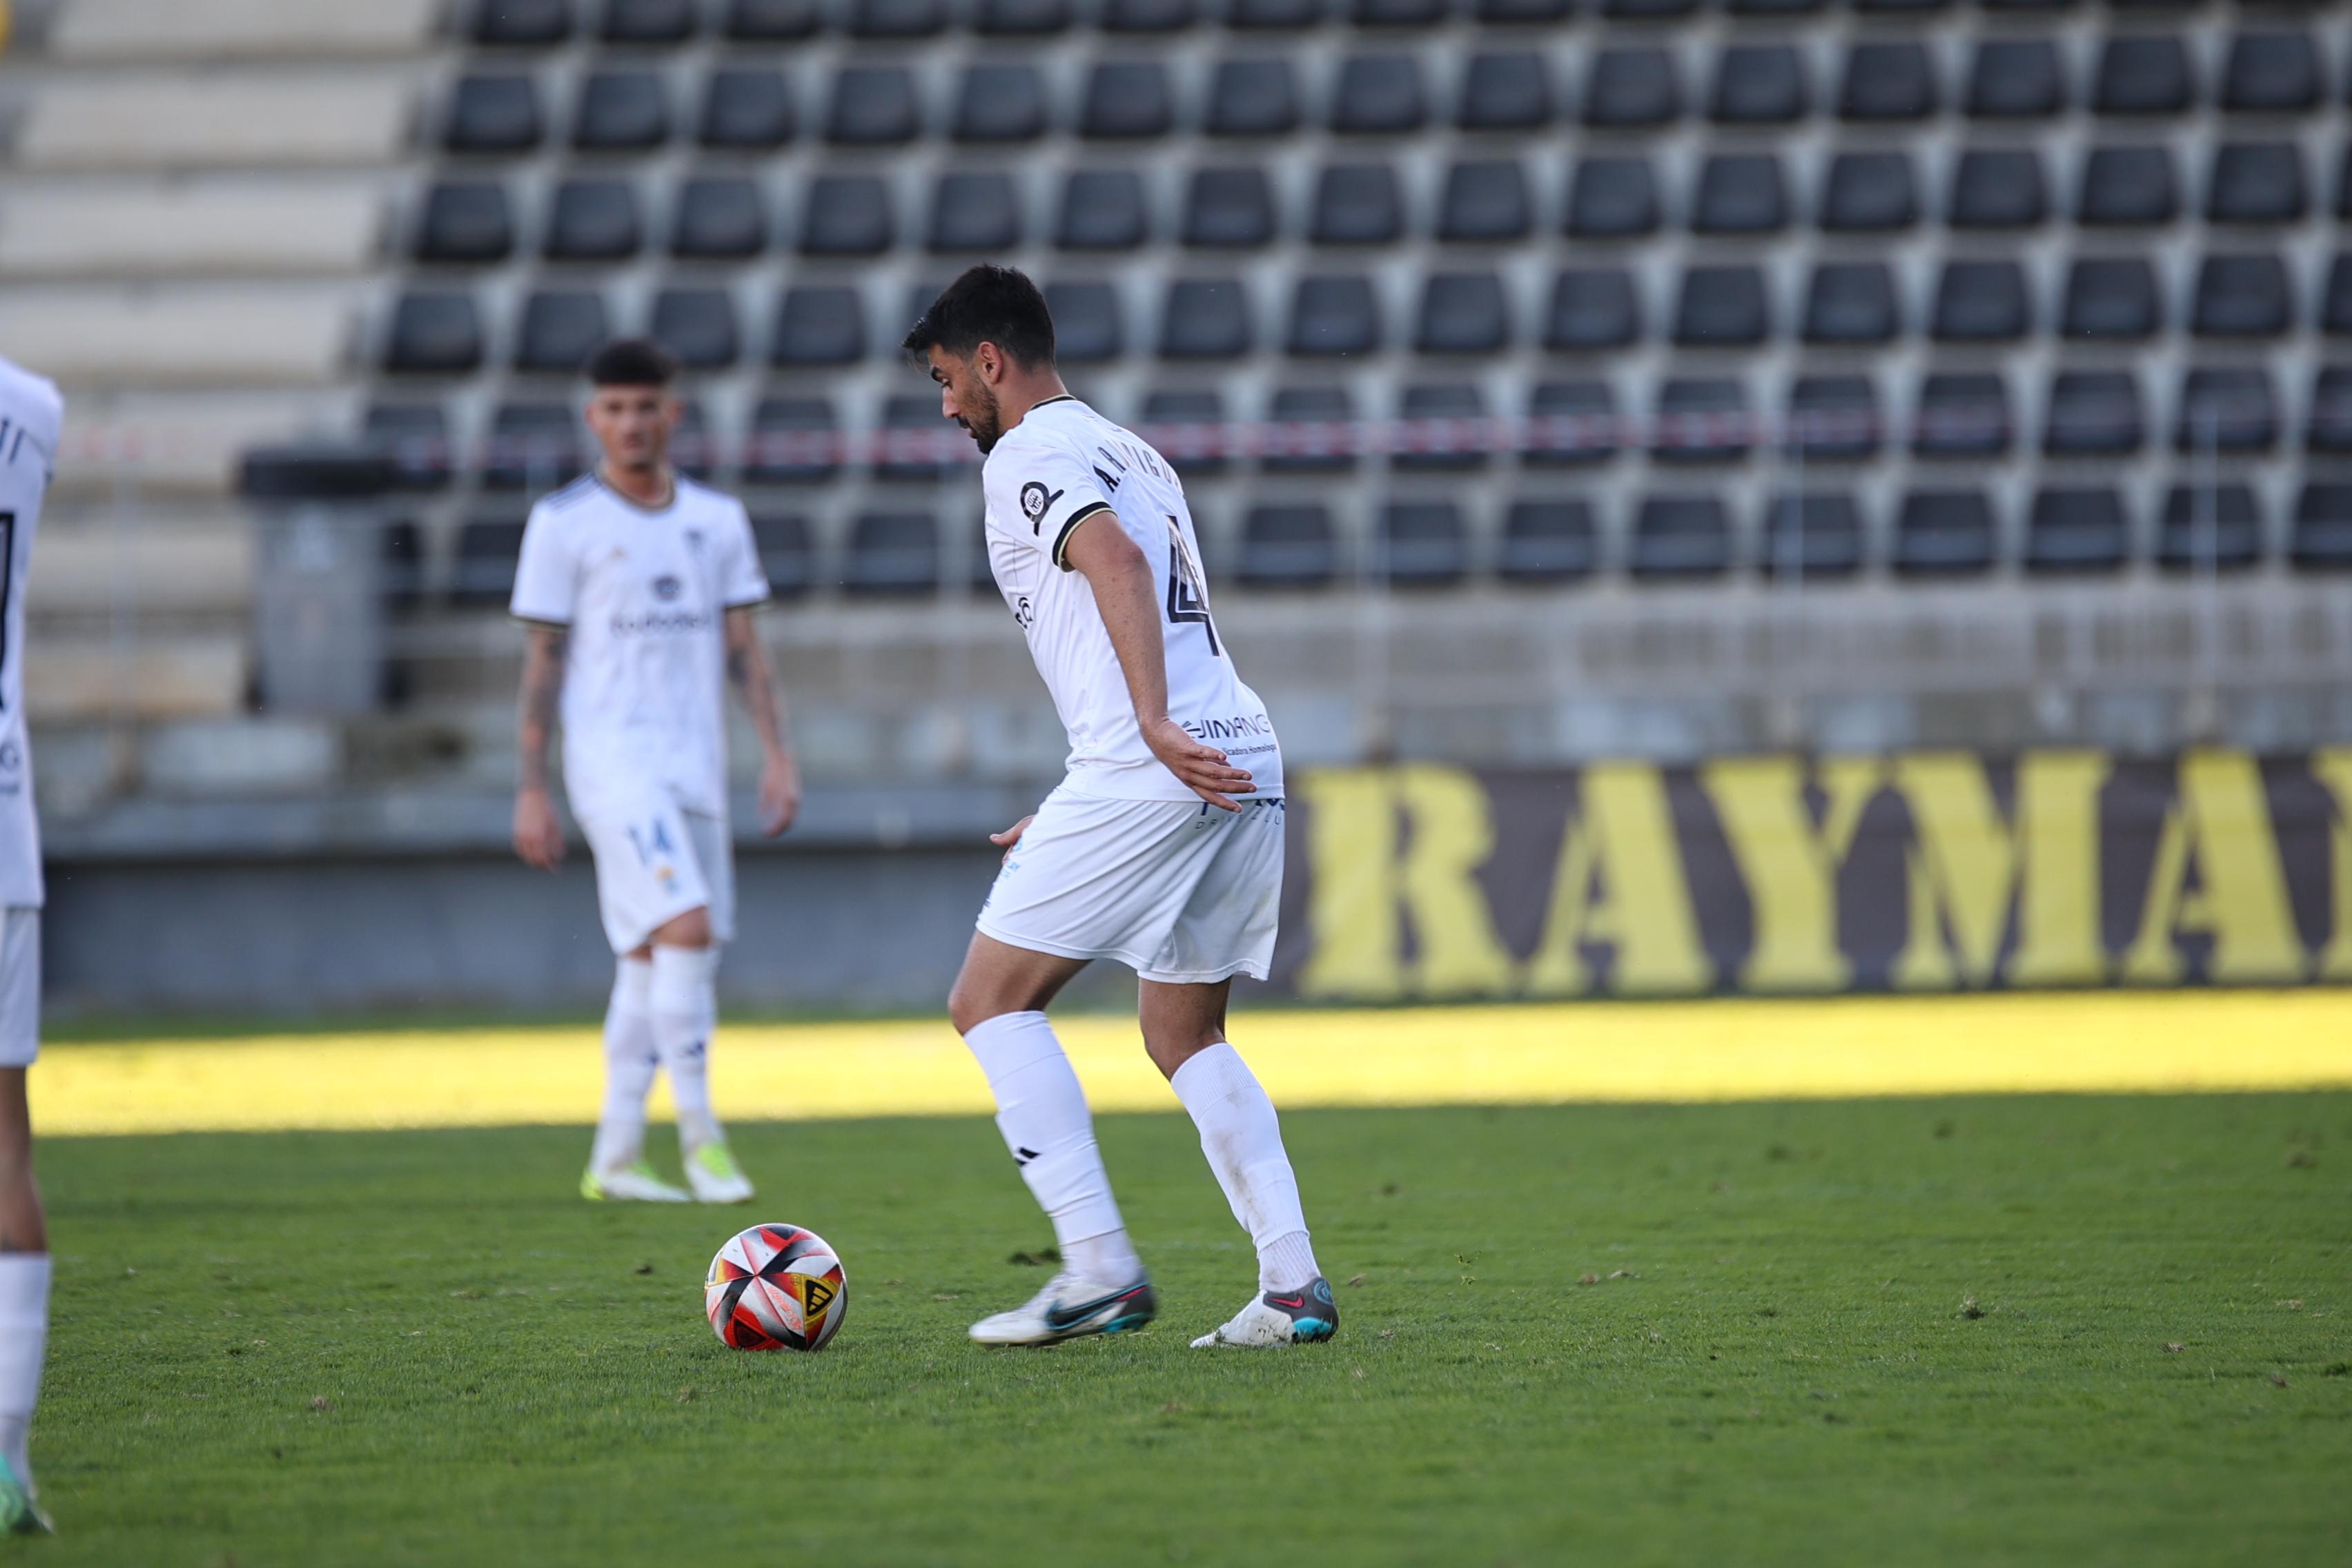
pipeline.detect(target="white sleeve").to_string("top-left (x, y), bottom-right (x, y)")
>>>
top-left (719, 503), bottom-right (770, 609)
top-left (981, 436), bottom-right (1118, 572)
top-left (508, 504), bottom-right (577, 625)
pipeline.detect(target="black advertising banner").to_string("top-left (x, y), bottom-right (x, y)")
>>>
top-left (1269, 751), bottom-right (2352, 999)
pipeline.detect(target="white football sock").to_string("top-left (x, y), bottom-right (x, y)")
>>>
top-left (0, 1253), bottom-right (49, 1490)
top-left (650, 943), bottom-right (724, 1152)
top-left (591, 957), bottom-right (658, 1173)
top-left (963, 1011), bottom-right (1142, 1285)
top-left (1168, 1042), bottom-right (1321, 1293)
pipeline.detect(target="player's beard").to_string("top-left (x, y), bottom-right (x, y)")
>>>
top-left (957, 380), bottom-right (1004, 455)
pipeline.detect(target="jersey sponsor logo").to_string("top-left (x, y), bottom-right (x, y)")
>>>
top-left (1182, 712), bottom-right (1275, 741)
top-left (608, 607), bottom-right (713, 637)
top-left (1019, 481), bottom-right (1064, 531)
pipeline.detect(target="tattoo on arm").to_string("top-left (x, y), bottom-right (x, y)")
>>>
top-left (726, 609), bottom-right (791, 758)
top-left (518, 625), bottom-right (567, 792)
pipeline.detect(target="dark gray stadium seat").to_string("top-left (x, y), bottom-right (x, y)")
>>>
top-left (1603, 0), bottom-right (1695, 14)
top-left (1206, 59), bottom-right (1300, 137)
top-left (1393, 382), bottom-right (1486, 471)
top-left (1787, 375), bottom-right (1879, 460)
top-left (573, 70), bottom-right (668, 150)
top-left (1237, 505), bottom-right (1339, 591)
top-left (484, 404), bottom-right (585, 490)
top-left (1439, 160), bottom-right (1531, 242)
top-left (1458, 52), bottom-right (1549, 131)
top-left (1674, 266), bottom-right (1767, 346)
top-left (1103, 0), bottom-right (1196, 28)
top-left (1583, 48), bottom-right (1679, 127)
top-left (1565, 156), bottom-right (1659, 237)
top-left (1894, 491), bottom-right (1996, 577)
top-left (2026, 488), bottom-right (2129, 575)
top-left (750, 514), bottom-right (814, 599)
top-left (1839, 42), bottom-right (1937, 120)
top-left (1912, 373), bottom-right (2012, 457)
top-left (2338, 154), bottom-right (2352, 222)
top-left (1184, 167), bottom-right (1275, 246)
top-left (955, 64), bottom-right (1047, 143)
top-left (1058, 170), bottom-right (1148, 250)
top-left (1353, 0), bottom-right (1449, 23)
top-left (1139, 389), bottom-right (1226, 475)
top-left (1545, 268), bottom-right (1639, 351)
top-left (2061, 257), bottom-right (2159, 339)
top-left (514, 289), bottom-right (608, 375)
top-left (365, 404), bottom-right (452, 491)
top-left (1710, 44), bottom-right (1805, 124)
top-left (1761, 494), bottom-right (1864, 580)
top-left (602, 0), bottom-right (695, 43)
top-left (2095, 36), bottom-right (2192, 115)
top-left (2207, 142), bottom-right (2307, 223)
top-left (649, 288), bottom-right (738, 369)
top-left (1043, 281), bottom-right (1122, 362)
top-left (453, 518), bottom-right (529, 605)
top-left (975, 0), bottom-right (1072, 32)
top-left (1415, 271), bottom-right (1509, 353)
top-left (473, 0), bottom-right (570, 46)
top-left (1932, 260), bottom-right (2030, 342)
top-left (673, 175), bottom-right (765, 259)
top-left (772, 286), bottom-right (866, 364)
top-left (445, 74), bottom-right (542, 153)
top-left (849, 0), bottom-right (945, 35)
top-left (799, 175), bottom-right (892, 255)
top-left (1525, 380), bottom-right (1617, 465)
top-left (725, 0), bottom-right (819, 38)
top-left (2077, 145), bottom-right (2179, 224)
top-left (1262, 386), bottom-right (1355, 473)
top-left (2174, 366), bottom-right (2277, 453)
top-left (844, 513), bottom-right (940, 596)
top-left (1229, 0), bottom-right (1324, 27)
top-left (1378, 503), bottom-right (1469, 587)
top-left (1653, 378), bottom-right (1750, 463)
top-left (746, 396), bottom-right (837, 484)
top-left (1727, 0), bottom-right (1821, 12)
top-left (2157, 484), bottom-right (2262, 572)
top-left (2311, 366), bottom-right (2352, 453)
top-left (1311, 164), bottom-right (1402, 244)
top-left (1475, 0), bottom-right (1568, 18)
top-left (1803, 262), bottom-right (1898, 344)
top-left (700, 69), bottom-right (792, 149)
top-left (544, 178), bottom-right (641, 260)
top-left (1498, 500), bottom-right (1598, 584)
top-left (1288, 275), bottom-right (1380, 356)
top-left (930, 172), bottom-right (1020, 251)
top-left (2291, 484), bottom-right (2352, 570)
top-left (1948, 148), bottom-right (2048, 227)
top-left (1967, 38), bottom-right (2065, 117)
top-left (1331, 56), bottom-right (1425, 135)
top-left (380, 519), bottom-right (424, 618)
top-left (2043, 369), bottom-right (2144, 455)
top-left (827, 67), bottom-right (918, 144)
top-left (2192, 253), bottom-right (2292, 337)
top-left (2328, 255), bottom-right (2352, 335)
top-left (415, 182), bottom-right (512, 264)
top-left (385, 291), bottom-right (484, 375)
top-left (2223, 31), bottom-right (2320, 114)
top-left (1819, 150), bottom-right (1917, 232)
top-left (1631, 496), bottom-right (1732, 579)
top-left (1692, 153), bottom-right (1787, 233)
top-left (1081, 62), bottom-right (1175, 139)
top-left (877, 395), bottom-right (951, 480)
top-left (1160, 278), bottom-right (1253, 358)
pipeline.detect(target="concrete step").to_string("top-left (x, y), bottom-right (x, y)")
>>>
top-left (0, 179), bottom-right (385, 278)
top-left (45, 388), bottom-right (363, 498)
top-left (0, 284), bottom-right (358, 386)
top-left (31, 513), bottom-right (254, 618)
top-left (16, 70), bottom-right (417, 170)
top-left (47, 0), bottom-right (440, 60)
top-left (26, 631), bottom-right (247, 723)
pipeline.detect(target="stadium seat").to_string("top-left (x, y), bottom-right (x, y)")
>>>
top-left (1674, 266), bottom-right (1768, 346)
top-left (2222, 32), bottom-right (2320, 114)
top-left (772, 285), bottom-right (867, 364)
top-left (670, 398), bottom-right (714, 480)
top-left (799, 175), bottom-right (892, 255)
top-left (844, 513), bottom-right (941, 596)
top-left (974, 0), bottom-right (1072, 32)
top-left (1525, 378), bottom-right (1618, 465)
top-left (1184, 167), bottom-right (1276, 247)
top-left (849, 0), bottom-right (946, 36)
top-left (1236, 505), bottom-right (1340, 590)
top-left (745, 395), bottom-right (838, 484)
top-left (1948, 148), bottom-right (2048, 228)
top-left (1287, 274), bottom-right (1380, 356)
top-left (1710, 44), bottom-right (1806, 124)
top-left (1311, 164), bottom-right (1403, 244)
top-left (1415, 271), bottom-right (1509, 353)
top-left (473, 0), bottom-right (571, 46)
top-left (751, 513), bottom-right (814, 599)
top-left (1727, 0), bottom-right (1822, 12)
top-left (1630, 495), bottom-right (1732, 579)
top-left (1229, 0), bottom-right (1324, 27)
top-left (2077, 144), bottom-right (2180, 224)
top-left (2173, 365), bottom-right (2277, 453)
top-left (2157, 484), bottom-right (2263, 571)
top-left (930, 171), bottom-right (1021, 252)
top-left (2025, 487), bottom-right (2129, 574)
top-left (1653, 377), bottom-right (1750, 463)
top-left (1912, 372), bottom-right (2013, 458)
top-left (1081, 62), bottom-right (1175, 139)
top-left (445, 73), bottom-right (542, 153)
top-left (877, 395), bottom-right (951, 480)
top-left (700, 69), bottom-right (792, 149)
top-left (1692, 153), bottom-right (1788, 234)
top-left (2191, 253), bottom-right (2291, 337)
top-left (381, 520), bottom-right (426, 618)
top-left (1475, 0), bottom-right (1569, 19)
top-left (544, 178), bottom-right (641, 260)
top-left (1839, 42), bottom-right (1937, 121)
top-left (1966, 38), bottom-right (2066, 117)
top-left (1262, 386), bottom-right (1355, 472)
top-left (2327, 255), bottom-right (2352, 335)
top-left (1787, 375), bottom-right (1879, 460)
top-left (1583, 47), bottom-right (1679, 127)
top-left (1932, 260), bottom-right (2031, 342)
top-left (2310, 366), bottom-right (2352, 453)
top-left (1377, 503), bottom-right (1469, 587)
top-left (725, 0), bottom-right (819, 38)
top-left (1803, 262), bottom-right (1899, 345)
top-left (1207, 59), bottom-right (1300, 137)
top-left (514, 288), bottom-right (608, 375)
top-left (1819, 150), bottom-right (1917, 231)
top-left (673, 175), bottom-right (766, 259)
top-left (572, 70), bottom-right (669, 150)
top-left (1331, 56), bottom-right (1426, 135)
top-left (1603, 0), bottom-right (1695, 16)
top-left (649, 288), bottom-right (738, 369)
top-left (1545, 268), bottom-right (1640, 351)
top-left (1058, 170), bottom-right (1149, 250)
top-left (1353, 0), bottom-right (1449, 23)
top-left (1498, 500), bottom-right (1598, 584)
top-left (828, 67), bottom-right (919, 144)
top-left (385, 291), bottom-right (484, 374)
top-left (956, 64), bottom-right (1048, 143)
top-left (1393, 382), bottom-right (1486, 471)
top-left (1438, 160), bottom-right (1531, 242)
top-left (1102, 0), bottom-right (1197, 28)
top-left (2206, 142), bottom-right (2307, 224)
top-left (484, 403), bottom-right (584, 489)
top-left (366, 403), bottom-right (452, 491)
top-left (1565, 156), bottom-right (1660, 238)
top-left (1893, 491), bottom-right (1997, 577)
top-left (2043, 369), bottom-right (2144, 455)
top-left (1139, 389), bottom-right (1228, 475)
top-left (2291, 483), bottom-right (2352, 570)
top-left (415, 182), bottom-right (513, 264)
top-left (2338, 156), bottom-right (2352, 223)
top-left (2061, 257), bottom-right (2160, 339)
top-left (1160, 277), bottom-right (1253, 358)
top-left (1458, 52), bottom-right (1551, 131)
top-left (602, 0), bottom-right (696, 43)
top-left (1044, 280), bottom-right (1122, 362)
top-left (1761, 494), bottom-right (1864, 580)
top-left (2095, 36), bottom-right (2193, 115)
top-left (452, 518), bottom-right (529, 605)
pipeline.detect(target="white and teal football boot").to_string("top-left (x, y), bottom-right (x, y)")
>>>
top-left (1190, 1277), bottom-right (1340, 1347)
top-left (969, 1269), bottom-right (1159, 1346)
top-left (0, 1454), bottom-right (51, 1536)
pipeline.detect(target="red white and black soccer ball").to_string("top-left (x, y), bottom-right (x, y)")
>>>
top-left (704, 1223), bottom-right (848, 1352)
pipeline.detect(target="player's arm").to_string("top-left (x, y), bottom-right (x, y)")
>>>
top-left (725, 607), bottom-right (801, 837)
top-left (513, 623), bottom-right (568, 870)
top-left (1062, 514), bottom-right (1255, 813)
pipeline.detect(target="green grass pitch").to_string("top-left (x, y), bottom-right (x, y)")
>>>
top-left (31, 1095), bottom-right (2352, 1564)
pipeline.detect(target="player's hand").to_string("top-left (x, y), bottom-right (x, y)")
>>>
top-left (1141, 716), bottom-right (1253, 812)
top-left (758, 752), bottom-right (801, 837)
top-left (512, 787), bottom-right (566, 871)
top-left (990, 814), bottom-right (1036, 863)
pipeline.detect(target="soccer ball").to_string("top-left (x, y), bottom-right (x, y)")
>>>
top-left (704, 1223), bottom-right (848, 1352)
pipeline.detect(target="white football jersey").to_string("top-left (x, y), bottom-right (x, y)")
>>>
top-left (510, 473), bottom-right (769, 822)
top-left (981, 397), bottom-right (1282, 802)
top-left (0, 357), bottom-right (62, 910)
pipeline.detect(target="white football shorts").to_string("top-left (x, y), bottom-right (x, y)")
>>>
top-left (0, 908), bottom-right (37, 1068)
top-left (977, 787), bottom-right (1287, 984)
top-left (576, 789), bottom-right (735, 955)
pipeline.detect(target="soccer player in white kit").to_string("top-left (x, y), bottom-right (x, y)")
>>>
top-left (510, 339), bottom-right (801, 1206)
top-left (904, 267), bottom-right (1335, 1349)
top-left (0, 354), bottom-right (62, 1532)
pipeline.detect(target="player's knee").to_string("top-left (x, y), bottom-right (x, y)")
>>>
top-left (652, 906), bottom-right (713, 948)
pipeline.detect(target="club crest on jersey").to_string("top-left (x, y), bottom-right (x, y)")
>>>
top-left (1019, 481), bottom-right (1064, 531)
top-left (653, 574), bottom-right (683, 602)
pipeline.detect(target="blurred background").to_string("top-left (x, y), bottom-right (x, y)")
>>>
top-left (2, 0), bottom-right (2346, 1016)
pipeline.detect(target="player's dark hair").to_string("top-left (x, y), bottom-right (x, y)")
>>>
top-left (901, 265), bottom-right (1057, 369)
top-left (585, 336), bottom-right (680, 387)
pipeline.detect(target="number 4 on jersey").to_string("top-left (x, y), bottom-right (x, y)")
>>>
top-left (1162, 515), bottom-right (1220, 658)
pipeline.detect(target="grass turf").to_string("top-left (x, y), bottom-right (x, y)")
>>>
top-left (30, 1095), bottom-right (2352, 1565)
